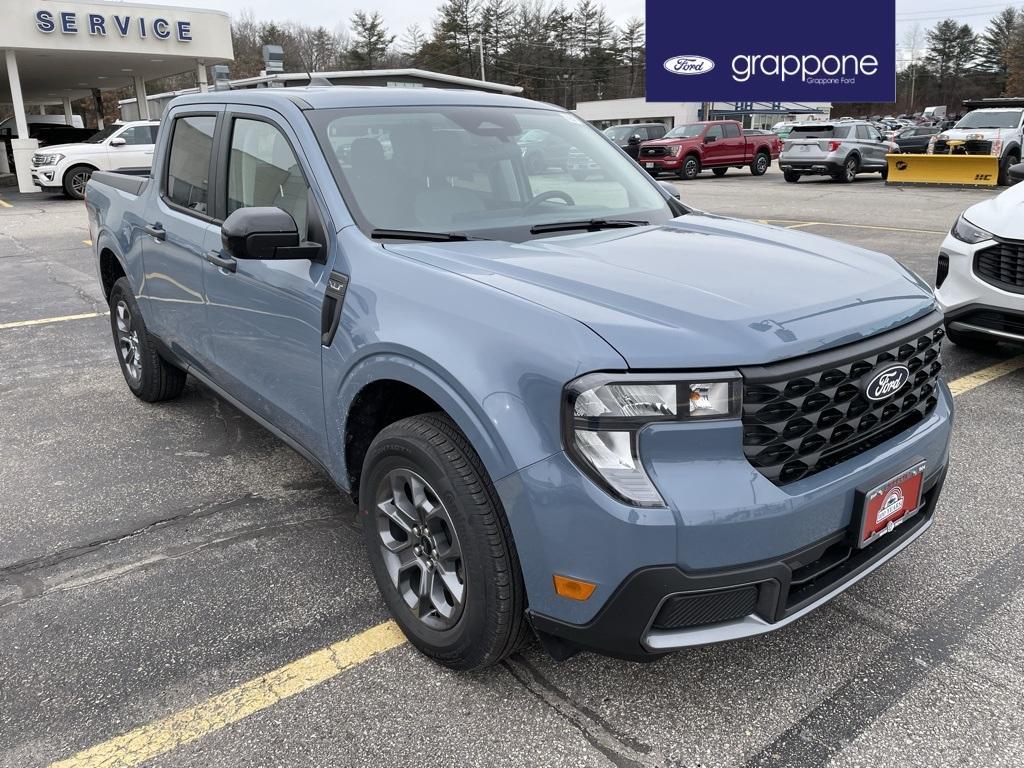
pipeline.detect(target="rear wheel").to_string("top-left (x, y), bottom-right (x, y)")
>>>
top-left (108, 277), bottom-right (187, 402)
top-left (783, 171), bottom-right (800, 183)
top-left (945, 322), bottom-right (1002, 353)
top-left (712, 167), bottom-right (728, 177)
top-left (360, 412), bottom-right (529, 670)
top-left (62, 165), bottom-right (94, 200)
top-left (834, 155), bottom-right (859, 183)
top-left (999, 151), bottom-right (1020, 186)
top-left (678, 155), bottom-right (701, 180)
top-left (750, 151), bottom-right (770, 176)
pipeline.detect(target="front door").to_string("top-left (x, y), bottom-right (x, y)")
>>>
top-left (141, 109), bottom-right (222, 371)
top-left (109, 124), bottom-right (159, 170)
top-left (200, 108), bottom-right (333, 458)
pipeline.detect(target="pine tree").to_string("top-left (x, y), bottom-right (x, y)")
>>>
top-left (349, 11), bottom-right (395, 70)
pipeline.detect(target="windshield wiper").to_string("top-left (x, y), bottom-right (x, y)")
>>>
top-left (529, 218), bottom-right (649, 235)
top-left (370, 228), bottom-right (490, 242)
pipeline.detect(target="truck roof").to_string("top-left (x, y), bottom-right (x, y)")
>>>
top-left (170, 86), bottom-right (554, 113)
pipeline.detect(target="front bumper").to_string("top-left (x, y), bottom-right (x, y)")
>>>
top-left (31, 166), bottom-right (61, 188)
top-left (638, 155), bottom-right (683, 171)
top-left (936, 232), bottom-right (1024, 343)
top-left (496, 379), bottom-right (953, 660)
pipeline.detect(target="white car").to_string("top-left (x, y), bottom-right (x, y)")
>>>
top-left (31, 121), bottom-right (159, 199)
top-left (936, 180), bottom-right (1024, 349)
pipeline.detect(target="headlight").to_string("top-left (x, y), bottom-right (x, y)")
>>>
top-left (668, 146), bottom-right (681, 157)
top-left (34, 153), bottom-right (64, 166)
top-left (966, 133), bottom-right (983, 141)
top-left (564, 373), bottom-right (742, 507)
top-left (951, 213), bottom-right (993, 244)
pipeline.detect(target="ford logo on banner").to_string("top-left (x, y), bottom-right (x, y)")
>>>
top-left (663, 56), bottom-right (715, 76)
top-left (645, 0), bottom-right (895, 102)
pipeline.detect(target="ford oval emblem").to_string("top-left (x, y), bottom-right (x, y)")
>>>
top-left (863, 364), bottom-right (911, 401)
top-left (663, 55), bottom-right (715, 76)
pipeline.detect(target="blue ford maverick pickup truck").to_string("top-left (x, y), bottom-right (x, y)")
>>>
top-left (86, 87), bottom-right (953, 669)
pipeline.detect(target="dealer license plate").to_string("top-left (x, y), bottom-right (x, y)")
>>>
top-left (645, 162), bottom-right (655, 168)
top-left (857, 462), bottom-right (926, 548)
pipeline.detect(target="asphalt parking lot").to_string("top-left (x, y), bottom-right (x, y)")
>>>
top-left (2, 166), bottom-right (1024, 768)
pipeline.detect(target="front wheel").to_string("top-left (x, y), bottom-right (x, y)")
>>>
top-left (62, 165), bottom-right (94, 200)
top-left (999, 152), bottom-right (1020, 186)
top-left (360, 413), bottom-right (529, 670)
top-left (750, 152), bottom-right (770, 176)
top-left (678, 155), bottom-right (701, 180)
top-left (108, 278), bottom-right (187, 401)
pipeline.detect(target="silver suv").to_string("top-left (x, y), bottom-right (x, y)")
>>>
top-left (779, 121), bottom-right (894, 183)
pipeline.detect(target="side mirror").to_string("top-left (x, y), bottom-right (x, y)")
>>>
top-left (1009, 162), bottom-right (1024, 184)
top-left (658, 180), bottom-right (681, 199)
top-left (704, 134), bottom-right (717, 143)
top-left (109, 137), bottom-right (126, 147)
top-left (221, 207), bottom-right (302, 260)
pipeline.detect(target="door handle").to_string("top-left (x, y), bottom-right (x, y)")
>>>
top-left (204, 249), bottom-right (237, 273)
top-left (143, 223), bottom-right (165, 241)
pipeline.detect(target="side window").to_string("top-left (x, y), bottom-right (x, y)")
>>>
top-left (118, 126), bottom-right (153, 145)
top-left (723, 123), bottom-right (741, 138)
top-left (706, 124), bottom-right (724, 140)
top-left (868, 126), bottom-right (883, 141)
top-left (651, 125), bottom-right (666, 139)
top-left (165, 115), bottom-right (216, 214)
top-left (227, 118), bottom-right (308, 238)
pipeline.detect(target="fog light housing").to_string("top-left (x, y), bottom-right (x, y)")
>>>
top-left (936, 253), bottom-right (949, 288)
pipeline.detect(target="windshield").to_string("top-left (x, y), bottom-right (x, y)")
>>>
top-left (604, 125), bottom-right (644, 141)
top-left (83, 126), bottom-right (119, 144)
top-left (955, 110), bottom-right (1023, 129)
top-left (311, 106), bottom-right (674, 242)
top-left (664, 123), bottom-right (706, 139)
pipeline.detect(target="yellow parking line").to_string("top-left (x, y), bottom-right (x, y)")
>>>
top-left (38, 359), bottom-right (1024, 768)
top-left (0, 199), bottom-right (12, 208)
top-left (947, 355), bottom-right (1024, 396)
top-left (764, 219), bottom-right (946, 235)
top-left (49, 620), bottom-right (406, 768)
top-left (0, 311), bottom-right (107, 330)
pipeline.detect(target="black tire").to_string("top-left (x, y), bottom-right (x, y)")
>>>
top-left (678, 154), bottom-right (701, 180)
top-left (108, 277), bottom-right (187, 402)
top-left (783, 171), bottom-right (800, 183)
top-left (62, 165), bottom-right (94, 200)
top-left (750, 151), bottom-right (770, 176)
top-left (999, 152), bottom-right (1020, 186)
top-left (570, 170), bottom-right (587, 181)
top-left (944, 322), bottom-right (1002, 353)
top-left (834, 154), bottom-right (859, 183)
top-left (712, 167), bottom-right (728, 177)
top-left (880, 163), bottom-right (889, 180)
top-left (360, 412), bottom-right (529, 670)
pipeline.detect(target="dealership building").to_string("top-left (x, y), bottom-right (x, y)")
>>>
top-left (0, 0), bottom-right (234, 193)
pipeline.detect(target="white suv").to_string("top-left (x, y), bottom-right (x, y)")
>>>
top-left (936, 180), bottom-right (1024, 349)
top-left (31, 121), bottom-right (159, 199)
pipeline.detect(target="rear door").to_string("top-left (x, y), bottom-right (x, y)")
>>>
top-left (200, 106), bottom-right (334, 458)
top-left (721, 122), bottom-right (745, 163)
top-left (141, 108), bottom-right (222, 370)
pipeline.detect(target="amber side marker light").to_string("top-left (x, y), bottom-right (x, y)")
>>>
top-left (553, 574), bottom-right (597, 601)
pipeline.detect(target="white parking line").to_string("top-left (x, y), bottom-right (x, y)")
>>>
top-left (0, 311), bottom-right (107, 330)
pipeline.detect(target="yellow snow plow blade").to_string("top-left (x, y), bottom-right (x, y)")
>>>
top-left (886, 152), bottom-right (1000, 187)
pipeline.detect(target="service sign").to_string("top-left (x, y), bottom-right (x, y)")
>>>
top-left (644, 0), bottom-right (895, 103)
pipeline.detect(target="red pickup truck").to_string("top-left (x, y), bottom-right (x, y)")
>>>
top-left (637, 120), bottom-right (781, 180)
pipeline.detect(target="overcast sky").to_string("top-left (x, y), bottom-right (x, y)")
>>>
top-left (159, 0), bottom-right (1009, 50)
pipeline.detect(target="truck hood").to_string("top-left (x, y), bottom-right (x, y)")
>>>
top-left (938, 127), bottom-right (1016, 143)
top-left (37, 141), bottom-right (102, 154)
top-left (641, 137), bottom-right (696, 147)
top-left (383, 214), bottom-right (936, 369)
top-left (963, 182), bottom-right (1024, 239)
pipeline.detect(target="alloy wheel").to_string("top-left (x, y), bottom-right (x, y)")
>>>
top-left (756, 155), bottom-right (768, 174)
top-left (115, 300), bottom-right (142, 381)
top-left (70, 170), bottom-right (90, 197)
top-left (374, 468), bottom-right (466, 630)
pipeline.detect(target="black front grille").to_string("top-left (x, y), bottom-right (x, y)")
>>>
top-left (642, 146), bottom-right (668, 157)
top-left (975, 241), bottom-right (1024, 294)
top-left (932, 139), bottom-right (993, 155)
top-left (652, 586), bottom-right (759, 630)
top-left (742, 324), bottom-right (944, 486)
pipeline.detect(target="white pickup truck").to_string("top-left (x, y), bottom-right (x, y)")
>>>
top-left (31, 120), bottom-right (160, 199)
top-left (928, 106), bottom-right (1023, 185)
